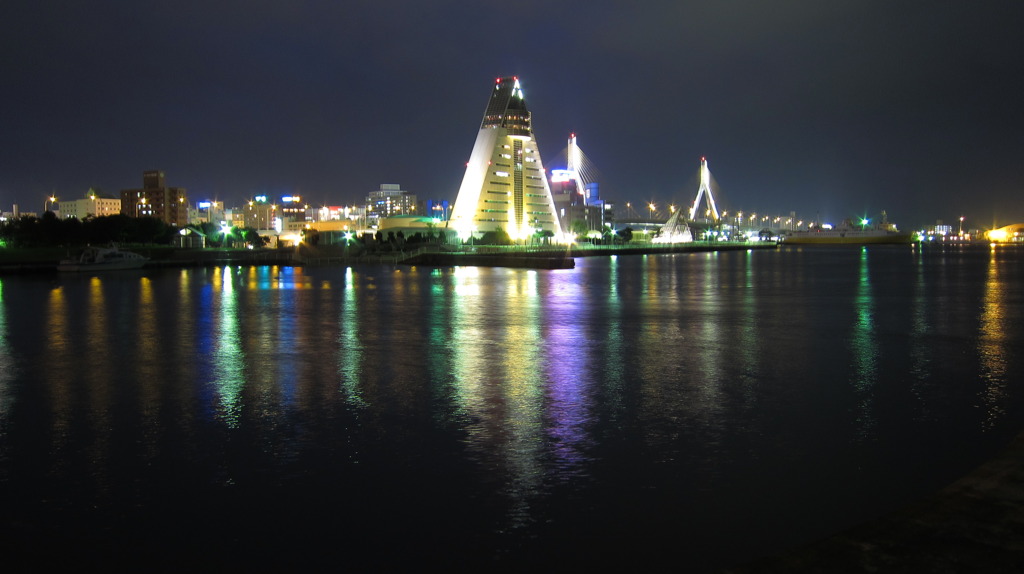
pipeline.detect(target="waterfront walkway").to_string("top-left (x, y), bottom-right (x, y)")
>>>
top-left (725, 432), bottom-right (1024, 573)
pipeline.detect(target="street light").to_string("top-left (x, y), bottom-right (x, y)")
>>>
top-left (44, 195), bottom-right (57, 213)
top-left (959, 216), bottom-right (965, 236)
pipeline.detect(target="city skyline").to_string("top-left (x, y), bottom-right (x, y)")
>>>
top-left (3, 2), bottom-right (1024, 228)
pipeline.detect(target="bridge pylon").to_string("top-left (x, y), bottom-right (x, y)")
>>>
top-left (687, 157), bottom-right (720, 222)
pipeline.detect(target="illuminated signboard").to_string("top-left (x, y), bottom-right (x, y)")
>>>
top-left (551, 169), bottom-right (573, 183)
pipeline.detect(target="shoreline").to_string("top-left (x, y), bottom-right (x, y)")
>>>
top-left (724, 431), bottom-right (1024, 572)
top-left (0, 242), bottom-right (781, 274)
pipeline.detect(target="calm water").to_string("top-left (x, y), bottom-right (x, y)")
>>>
top-left (1, 245), bottom-right (1023, 570)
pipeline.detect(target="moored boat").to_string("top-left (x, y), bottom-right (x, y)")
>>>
top-left (58, 245), bottom-right (148, 271)
top-left (781, 214), bottom-right (914, 245)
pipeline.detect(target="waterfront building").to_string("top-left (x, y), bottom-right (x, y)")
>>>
top-left (121, 170), bottom-right (188, 226)
top-left (366, 184), bottom-right (417, 227)
top-left (448, 77), bottom-right (561, 241)
top-left (986, 223), bottom-right (1024, 242)
top-left (60, 189), bottom-right (121, 220)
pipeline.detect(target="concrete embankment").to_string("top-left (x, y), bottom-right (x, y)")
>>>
top-left (0, 248), bottom-right (298, 274)
top-left (402, 251), bottom-right (575, 269)
top-left (2, 242), bottom-right (779, 273)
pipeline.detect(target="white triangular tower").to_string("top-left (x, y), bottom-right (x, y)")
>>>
top-left (448, 77), bottom-right (561, 241)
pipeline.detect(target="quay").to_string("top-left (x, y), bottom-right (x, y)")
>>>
top-left (300, 241), bottom-right (779, 269)
top-left (0, 241), bottom-right (778, 274)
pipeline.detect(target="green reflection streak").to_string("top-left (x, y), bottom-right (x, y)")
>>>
top-left (338, 267), bottom-right (366, 407)
top-left (427, 269), bottom-right (450, 413)
top-left (851, 247), bottom-right (877, 437)
top-left (213, 266), bottom-right (245, 427)
top-left (603, 257), bottom-right (625, 410)
top-left (978, 246), bottom-right (1007, 429)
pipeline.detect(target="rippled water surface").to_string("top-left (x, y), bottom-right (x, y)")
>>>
top-left (1, 245), bottom-right (1023, 570)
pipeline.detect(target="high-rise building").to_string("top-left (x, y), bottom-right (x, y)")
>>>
top-left (121, 170), bottom-right (188, 226)
top-left (244, 195), bottom-right (278, 231)
top-left (366, 184), bottom-right (417, 227)
top-left (448, 77), bottom-right (561, 241)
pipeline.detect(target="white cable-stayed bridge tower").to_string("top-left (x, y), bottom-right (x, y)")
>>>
top-left (655, 156), bottom-right (722, 243)
top-left (688, 156), bottom-right (720, 222)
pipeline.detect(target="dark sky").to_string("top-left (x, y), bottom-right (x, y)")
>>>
top-left (3, 1), bottom-right (1024, 229)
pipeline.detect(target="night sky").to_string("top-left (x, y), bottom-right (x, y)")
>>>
top-left (3, 1), bottom-right (1024, 229)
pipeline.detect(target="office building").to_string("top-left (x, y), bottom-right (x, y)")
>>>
top-left (121, 170), bottom-right (188, 226)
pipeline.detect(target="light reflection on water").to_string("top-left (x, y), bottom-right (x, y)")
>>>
top-left (979, 246), bottom-right (1008, 429)
top-left (851, 247), bottom-right (878, 438)
top-left (212, 266), bottom-right (244, 427)
top-left (0, 280), bottom-right (12, 466)
top-left (1, 247), bottom-right (1023, 569)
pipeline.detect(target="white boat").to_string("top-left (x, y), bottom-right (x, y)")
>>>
top-left (781, 213), bottom-right (914, 245)
top-left (58, 245), bottom-right (148, 271)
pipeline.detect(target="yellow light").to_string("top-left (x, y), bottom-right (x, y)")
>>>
top-left (987, 229), bottom-right (1008, 242)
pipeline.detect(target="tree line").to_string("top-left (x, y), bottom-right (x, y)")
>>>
top-left (0, 212), bottom-right (263, 248)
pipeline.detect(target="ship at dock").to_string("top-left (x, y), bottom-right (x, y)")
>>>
top-left (781, 212), bottom-right (915, 245)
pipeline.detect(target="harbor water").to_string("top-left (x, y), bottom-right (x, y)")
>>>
top-left (1, 244), bottom-right (1023, 570)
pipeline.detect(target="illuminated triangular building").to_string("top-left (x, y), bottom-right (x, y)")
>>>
top-left (448, 77), bottom-right (561, 241)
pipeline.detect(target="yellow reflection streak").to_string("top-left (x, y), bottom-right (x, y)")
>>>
top-left (500, 270), bottom-right (544, 526)
top-left (694, 255), bottom-right (723, 387)
top-left (449, 268), bottom-right (545, 528)
top-left (45, 286), bottom-right (73, 468)
top-left (978, 246), bottom-right (1008, 429)
top-left (85, 276), bottom-right (113, 491)
top-left (136, 276), bottom-right (159, 383)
